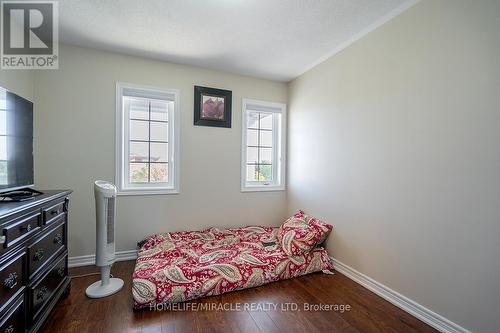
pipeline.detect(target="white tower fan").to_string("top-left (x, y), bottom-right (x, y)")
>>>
top-left (85, 181), bottom-right (124, 298)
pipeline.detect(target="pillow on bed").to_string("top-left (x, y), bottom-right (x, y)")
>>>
top-left (278, 210), bottom-right (332, 256)
top-left (309, 217), bottom-right (333, 246)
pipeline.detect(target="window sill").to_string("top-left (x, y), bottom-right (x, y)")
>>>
top-left (241, 185), bottom-right (285, 193)
top-left (117, 189), bottom-right (179, 196)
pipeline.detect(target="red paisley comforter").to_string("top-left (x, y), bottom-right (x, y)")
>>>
top-left (132, 226), bottom-right (333, 309)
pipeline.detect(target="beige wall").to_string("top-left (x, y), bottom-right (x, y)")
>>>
top-left (0, 70), bottom-right (34, 101)
top-left (287, 0), bottom-right (500, 332)
top-left (34, 44), bottom-right (288, 258)
top-left (8, 2), bottom-right (499, 330)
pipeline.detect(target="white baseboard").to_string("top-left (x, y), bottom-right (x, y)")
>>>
top-left (68, 249), bottom-right (138, 268)
top-left (331, 257), bottom-right (470, 333)
top-left (69, 251), bottom-right (468, 333)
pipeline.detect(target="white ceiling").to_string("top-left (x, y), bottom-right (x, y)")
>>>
top-left (59, 0), bottom-right (416, 82)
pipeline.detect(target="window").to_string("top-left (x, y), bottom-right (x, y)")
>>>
top-left (116, 82), bottom-right (180, 195)
top-left (241, 98), bottom-right (286, 191)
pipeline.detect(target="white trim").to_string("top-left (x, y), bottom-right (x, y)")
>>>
top-left (241, 98), bottom-right (286, 192)
top-left (293, 0), bottom-right (421, 79)
top-left (116, 189), bottom-right (179, 196)
top-left (68, 249), bottom-right (468, 333)
top-left (69, 250), bottom-right (138, 268)
top-left (115, 82), bottom-right (181, 196)
top-left (240, 186), bottom-right (285, 192)
top-left (331, 257), bottom-right (471, 333)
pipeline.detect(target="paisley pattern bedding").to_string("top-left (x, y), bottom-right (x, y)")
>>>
top-left (279, 210), bottom-right (333, 256)
top-left (132, 226), bottom-right (333, 309)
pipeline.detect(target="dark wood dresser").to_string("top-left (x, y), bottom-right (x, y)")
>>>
top-left (0, 190), bottom-right (71, 333)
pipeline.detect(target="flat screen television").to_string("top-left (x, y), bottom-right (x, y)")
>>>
top-left (0, 86), bottom-right (34, 194)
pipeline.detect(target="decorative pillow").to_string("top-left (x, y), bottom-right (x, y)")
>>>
top-left (278, 210), bottom-right (332, 256)
top-left (309, 217), bottom-right (333, 246)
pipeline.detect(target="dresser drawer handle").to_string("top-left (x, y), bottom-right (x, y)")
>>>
top-left (50, 209), bottom-right (59, 215)
top-left (3, 272), bottom-right (17, 289)
top-left (33, 248), bottom-right (45, 261)
top-left (4, 324), bottom-right (14, 333)
top-left (19, 224), bottom-right (32, 232)
top-left (36, 286), bottom-right (48, 300)
top-left (57, 266), bottom-right (65, 277)
top-left (53, 234), bottom-right (63, 245)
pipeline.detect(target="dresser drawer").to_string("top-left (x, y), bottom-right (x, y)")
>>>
top-left (42, 200), bottom-right (66, 226)
top-left (2, 212), bottom-right (41, 250)
top-left (27, 220), bottom-right (66, 279)
top-left (0, 190), bottom-right (71, 333)
top-left (0, 296), bottom-right (24, 333)
top-left (0, 250), bottom-right (25, 316)
top-left (30, 254), bottom-right (67, 321)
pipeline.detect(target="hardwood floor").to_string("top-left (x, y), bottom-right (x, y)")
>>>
top-left (41, 261), bottom-right (438, 333)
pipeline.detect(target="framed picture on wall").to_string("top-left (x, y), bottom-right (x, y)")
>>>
top-left (194, 85), bottom-right (232, 128)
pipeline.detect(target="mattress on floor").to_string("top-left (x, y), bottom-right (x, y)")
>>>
top-left (132, 226), bottom-right (333, 309)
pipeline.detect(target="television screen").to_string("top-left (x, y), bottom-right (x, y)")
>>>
top-left (0, 87), bottom-right (34, 192)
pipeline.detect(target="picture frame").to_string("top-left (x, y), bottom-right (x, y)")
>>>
top-left (194, 85), bottom-right (232, 128)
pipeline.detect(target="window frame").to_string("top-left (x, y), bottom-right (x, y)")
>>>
top-left (115, 82), bottom-right (180, 195)
top-left (241, 98), bottom-right (286, 192)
